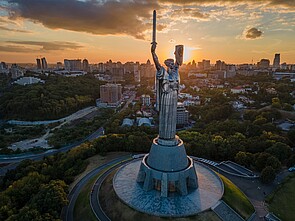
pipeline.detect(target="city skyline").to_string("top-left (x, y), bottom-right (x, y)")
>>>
top-left (0, 0), bottom-right (294, 64)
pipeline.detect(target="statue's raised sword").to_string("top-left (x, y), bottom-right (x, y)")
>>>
top-left (152, 10), bottom-right (156, 44)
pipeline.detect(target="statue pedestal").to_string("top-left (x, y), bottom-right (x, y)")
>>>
top-left (137, 136), bottom-right (198, 197)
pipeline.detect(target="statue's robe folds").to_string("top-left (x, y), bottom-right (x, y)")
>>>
top-left (156, 66), bottom-right (179, 140)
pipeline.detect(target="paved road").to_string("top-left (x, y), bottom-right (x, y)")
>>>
top-left (9, 129), bottom-right (51, 151)
top-left (120, 92), bottom-right (136, 113)
top-left (0, 127), bottom-right (105, 175)
top-left (0, 127), bottom-right (104, 163)
top-left (6, 107), bottom-right (101, 153)
top-left (63, 155), bottom-right (132, 221)
top-left (7, 106), bottom-right (98, 126)
top-left (90, 159), bottom-right (138, 221)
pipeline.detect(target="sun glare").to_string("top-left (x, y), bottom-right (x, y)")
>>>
top-left (169, 46), bottom-right (197, 64)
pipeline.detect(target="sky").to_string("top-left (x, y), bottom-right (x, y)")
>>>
top-left (0, 0), bottom-right (294, 64)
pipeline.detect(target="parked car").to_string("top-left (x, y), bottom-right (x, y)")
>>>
top-left (288, 167), bottom-right (295, 172)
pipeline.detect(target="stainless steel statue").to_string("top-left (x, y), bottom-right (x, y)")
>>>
top-left (151, 10), bottom-right (184, 140)
top-left (136, 10), bottom-right (198, 198)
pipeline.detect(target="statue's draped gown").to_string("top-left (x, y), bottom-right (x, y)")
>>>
top-left (156, 66), bottom-right (179, 140)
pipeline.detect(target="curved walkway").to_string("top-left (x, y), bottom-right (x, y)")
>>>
top-left (89, 159), bottom-right (134, 221)
top-left (7, 106), bottom-right (98, 126)
top-left (62, 155), bottom-right (132, 221)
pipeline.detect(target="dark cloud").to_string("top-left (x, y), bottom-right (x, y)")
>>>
top-left (245, 27), bottom-right (263, 39)
top-left (0, 26), bottom-right (31, 33)
top-left (0, 45), bottom-right (36, 53)
top-left (159, 0), bottom-right (295, 7)
top-left (6, 0), bottom-right (161, 39)
top-left (1, 41), bottom-right (83, 52)
top-left (171, 8), bottom-right (209, 20)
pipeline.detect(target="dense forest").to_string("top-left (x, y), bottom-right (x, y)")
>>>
top-left (0, 143), bottom-right (95, 220)
top-left (0, 74), bottom-right (103, 120)
top-left (0, 131), bottom-right (151, 221)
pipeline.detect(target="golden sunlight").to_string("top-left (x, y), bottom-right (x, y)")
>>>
top-left (169, 46), bottom-right (199, 63)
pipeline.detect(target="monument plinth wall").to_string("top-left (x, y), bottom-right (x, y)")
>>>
top-left (146, 136), bottom-right (188, 172)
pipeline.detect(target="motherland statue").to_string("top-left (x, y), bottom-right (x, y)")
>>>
top-left (151, 10), bottom-right (184, 140)
top-left (113, 11), bottom-right (223, 217)
top-left (136, 10), bottom-right (198, 197)
top-left (152, 42), bottom-right (183, 140)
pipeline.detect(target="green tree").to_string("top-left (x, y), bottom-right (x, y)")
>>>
top-left (126, 132), bottom-right (151, 152)
top-left (253, 116), bottom-right (267, 125)
top-left (0, 75), bottom-right (102, 121)
top-left (6, 172), bottom-right (46, 209)
top-left (266, 156), bottom-right (281, 172)
top-left (244, 110), bottom-right (259, 121)
top-left (266, 142), bottom-right (292, 162)
top-left (272, 97), bottom-right (281, 109)
top-left (245, 137), bottom-right (270, 153)
top-left (282, 103), bottom-right (294, 111)
top-left (260, 109), bottom-right (281, 122)
top-left (260, 166), bottom-right (276, 184)
top-left (235, 151), bottom-right (254, 168)
top-left (7, 206), bottom-right (43, 221)
top-left (254, 152), bottom-right (273, 172)
top-left (31, 180), bottom-right (68, 218)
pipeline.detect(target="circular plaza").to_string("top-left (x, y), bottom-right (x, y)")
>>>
top-left (113, 159), bottom-right (224, 217)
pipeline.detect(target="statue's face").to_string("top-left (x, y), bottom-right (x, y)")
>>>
top-left (164, 59), bottom-right (174, 68)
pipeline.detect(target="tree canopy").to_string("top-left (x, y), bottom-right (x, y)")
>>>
top-left (0, 75), bottom-right (103, 121)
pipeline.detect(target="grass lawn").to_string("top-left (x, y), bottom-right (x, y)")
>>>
top-left (266, 174), bottom-right (295, 221)
top-left (73, 157), bottom-right (131, 221)
top-left (73, 170), bottom-right (103, 221)
top-left (219, 174), bottom-right (255, 219)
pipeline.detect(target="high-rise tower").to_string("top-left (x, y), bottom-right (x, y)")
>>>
top-left (36, 58), bottom-right (41, 69)
top-left (41, 57), bottom-right (47, 70)
top-left (82, 59), bottom-right (89, 72)
top-left (273, 53), bottom-right (280, 68)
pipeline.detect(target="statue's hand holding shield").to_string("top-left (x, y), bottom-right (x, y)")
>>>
top-left (174, 45), bottom-right (184, 66)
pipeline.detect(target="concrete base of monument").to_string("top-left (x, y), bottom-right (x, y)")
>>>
top-left (113, 160), bottom-right (224, 217)
top-left (137, 137), bottom-right (199, 197)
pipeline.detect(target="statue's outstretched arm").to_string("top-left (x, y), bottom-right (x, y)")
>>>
top-left (151, 43), bottom-right (161, 71)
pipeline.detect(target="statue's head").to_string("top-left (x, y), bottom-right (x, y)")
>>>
top-left (164, 59), bottom-right (174, 69)
top-left (174, 45), bottom-right (184, 66)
